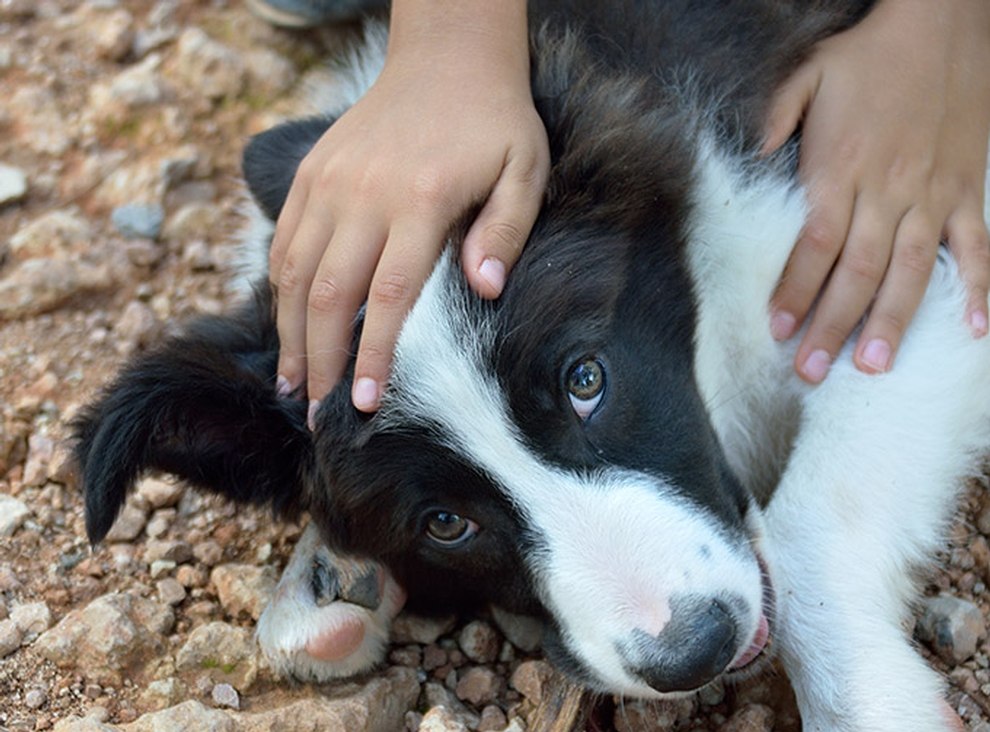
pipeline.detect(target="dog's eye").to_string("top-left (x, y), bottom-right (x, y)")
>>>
top-left (425, 511), bottom-right (479, 547)
top-left (566, 358), bottom-right (605, 419)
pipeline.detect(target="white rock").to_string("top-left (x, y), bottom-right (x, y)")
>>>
top-left (0, 162), bottom-right (27, 204)
top-left (0, 494), bottom-right (30, 537)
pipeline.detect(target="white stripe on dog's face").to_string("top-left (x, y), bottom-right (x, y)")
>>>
top-left (377, 249), bottom-right (765, 696)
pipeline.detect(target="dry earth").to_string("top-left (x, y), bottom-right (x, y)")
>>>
top-left (1, 2), bottom-right (990, 731)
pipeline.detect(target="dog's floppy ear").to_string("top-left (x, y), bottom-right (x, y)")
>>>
top-left (72, 291), bottom-right (314, 544)
top-left (242, 116), bottom-right (335, 221)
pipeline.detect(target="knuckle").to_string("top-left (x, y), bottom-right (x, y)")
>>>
top-left (277, 257), bottom-right (304, 295)
top-left (840, 248), bottom-right (887, 283)
top-left (799, 222), bottom-right (841, 258)
top-left (483, 220), bottom-right (527, 257)
top-left (873, 309), bottom-right (909, 336)
top-left (370, 271), bottom-right (413, 309)
top-left (308, 277), bottom-right (347, 314)
top-left (409, 169), bottom-right (453, 211)
top-left (893, 239), bottom-right (936, 278)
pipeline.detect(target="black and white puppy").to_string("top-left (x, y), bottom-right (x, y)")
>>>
top-left (74, 1), bottom-right (990, 728)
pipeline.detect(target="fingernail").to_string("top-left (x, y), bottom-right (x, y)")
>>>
top-left (860, 338), bottom-right (891, 373)
top-left (276, 374), bottom-right (292, 397)
top-left (352, 377), bottom-right (379, 412)
top-left (478, 257), bottom-right (506, 296)
top-left (969, 310), bottom-right (989, 338)
top-left (770, 310), bottom-right (796, 341)
top-left (307, 400), bottom-right (319, 431)
top-left (801, 349), bottom-right (831, 384)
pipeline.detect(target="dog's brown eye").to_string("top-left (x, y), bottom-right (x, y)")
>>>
top-left (426, 512), bottom-right (478, 547)
top-left (566, 358), bottom-right (605, 419)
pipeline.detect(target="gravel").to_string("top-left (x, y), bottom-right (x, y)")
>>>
top-left (1, 2), bottom-right (988, 730)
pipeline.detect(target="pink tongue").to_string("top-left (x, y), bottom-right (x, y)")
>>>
top-left (730, 612), bottom-right (769, 670)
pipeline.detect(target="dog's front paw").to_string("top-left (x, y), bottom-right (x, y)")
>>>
top-left (257, 524), bottom-right (405, 682)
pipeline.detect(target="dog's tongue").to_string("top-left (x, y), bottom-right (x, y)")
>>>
top-left (730, 612), bottom-right (770, 670)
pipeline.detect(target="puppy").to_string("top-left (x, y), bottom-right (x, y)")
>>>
top-left (74, 1), bottom-right (990, 729)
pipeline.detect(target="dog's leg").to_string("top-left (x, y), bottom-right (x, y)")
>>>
top-left (761, 290), bottom-right (990, 731)
top-left (257, 523), bottom-right (406, 681)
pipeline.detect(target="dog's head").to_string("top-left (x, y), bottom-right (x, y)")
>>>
top-left (74, 42), bottom-right (771, 698)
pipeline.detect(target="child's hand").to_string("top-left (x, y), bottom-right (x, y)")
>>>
top-left (269, 0), bottom-right (549, 419)
top-left (763, 0), bottom-right (990, 383)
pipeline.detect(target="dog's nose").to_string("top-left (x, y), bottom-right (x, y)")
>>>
top-left (310, 552), bottom-right (382, 611)
top-left (626, 596), bottom-right (737, 693)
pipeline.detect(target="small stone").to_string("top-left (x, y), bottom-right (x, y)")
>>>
top-left (211, 564), bottom-right (277, 621)
top-left (477, 705), bottom-right (507, 732)
top-left (510, 660), bottom-right (553, 705)
top-left (455, 667), bottom-right (502, 706)
top-left (490, 606), bottom-right (543, 653)
top-left (719, 703), bottom-right (775, 732)
top-left (103, 503), bottom-right (147, 542)
top-left (8, 209), bottom-right (91, 259)
top-left (916, 594), bottom-right (986, 664)
top-left (137, 476), bottom-right (184, 509)
top-left (144, 539), bottom-right (193, 564)
top-left (91, 7), bottom-right (135, 61)
top-left (0, 494), bottom-right (30, 537)
top-left (175, 565), bottom-right (207, 588)
top-left (614, 697), bottom-right (697, 731)
top-left (22, 432), bottom-right (55, 487)
top-left (458, 620), bottom-right (500, 664)
top-left (211, 682), bottom-right (239, 710)
top-left (390, 645), bottom-right (422, 667)
top-left (0, 618), bottom-right (23, 657)
top-left (150, 560), bottom-right (176, 579)
top-left (115, 300), bottom-right (158, 349)
top-left (11, 602), bottom-right (51, 641)
top-left (111, 203), bottom-right (165, 240)
top-left (422, 682), bottom-right (479, 729)
top-left (140, 677), bottom-right (184, 711)
top-left (392, 613), bottom-right (458, 645)
top-left (175, 621), bottom-right (259, 690)
top-left (156, 578), bottom-right (186, 606)
top-left (24, 688), bottom-right (46, 709)
top-left (0, 162), bottom-right (27, 205)
top-left (423, 644), bottom-right (448, 671)
top-left (0, 259), bottom-right (116, 320)
top-left (173, 28), bottom-right (246, 101)
top-left (419, 706), bottom-right (469, 732)
top-left (145, 509), bottom-right (174, 539)
top-left (193, 540), bottom-right (223, 566)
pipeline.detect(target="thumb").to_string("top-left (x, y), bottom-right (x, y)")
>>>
top-left (761, 61), bottom-right (820, 156)
top-left (462, 145), bottom-right (549, 299)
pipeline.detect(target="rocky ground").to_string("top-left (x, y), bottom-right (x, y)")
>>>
top-left (1, 1), bottom-right (990, 731)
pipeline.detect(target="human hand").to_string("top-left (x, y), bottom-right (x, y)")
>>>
top-left (269, 0), bottom-right (549, 420)
top-left (763, 0), bottom-right (990, 383)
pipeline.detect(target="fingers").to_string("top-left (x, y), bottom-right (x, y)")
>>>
top-left (760, 61), bottom-right (819, 156)
top-left (351, 220), bottom-right (449, 412)
top-left (771, 186), bottom-right (854, 341)
top-left (945, 200), bottom-right (990, 337)
top-left (852, 209), bottom-right (940, 374)
top-left (462, 140), bottom-right (549, 298)
top-left (793, 201), bottom-right (896, 383)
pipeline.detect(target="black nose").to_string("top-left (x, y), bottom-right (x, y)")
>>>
top-left (627, 597), bottom-right (737, 693)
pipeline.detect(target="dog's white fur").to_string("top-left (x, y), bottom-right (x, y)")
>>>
top-left (248, 22), bottom-right (990, 730)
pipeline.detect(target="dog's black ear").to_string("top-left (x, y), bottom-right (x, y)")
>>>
top-left (72, 291), bottom-right (313, 544)
top-left (242, 116), bottom-right (335, 221)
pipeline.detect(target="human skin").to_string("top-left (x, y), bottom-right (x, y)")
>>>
top-left (764, 0), bottom-right (990, 383)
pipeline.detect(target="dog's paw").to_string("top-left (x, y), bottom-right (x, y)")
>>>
top-left (257, 524), bottom-right (405, 682)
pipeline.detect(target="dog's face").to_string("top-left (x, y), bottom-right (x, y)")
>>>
top-left (75, 49), bottom-right (772, 699)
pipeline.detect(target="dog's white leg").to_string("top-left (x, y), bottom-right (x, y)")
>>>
top-left (256, 523), bottom-right (406, 681)
top-left (761, 284), bottom-right (990, 731)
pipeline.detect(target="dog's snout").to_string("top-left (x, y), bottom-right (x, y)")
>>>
top-left (311, 552), bottom-right (383, 611)
top-left (626, 596), bottom-right (737, 693)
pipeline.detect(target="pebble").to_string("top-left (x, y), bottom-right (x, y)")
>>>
top-left (103, 503), bottom-right (147, 542)
top-left (916, 594), bottom-right (986, 664)
top-left (156, 577), bottom-right (186, 606)
top-left (510, 660), bottom-right (553, 706)
top-left (0, 494), bottom-right (31, 537)
top-left (392, 613), bottom-right (458, 645)
top-left (458, 620), bottom-right (500, 664)
top-left (210, 563), bottom-right (277, 621)
top-left (111, 202), bottom-right (165, 240)
top-left (193, 539), bottom-right (223, 567)
top-left (419, 706), bottom-right (469, 732)
top-left (0, 162), bottom-right (28, 205)
top-left (0, 618), bottom-right (23, 657)
top-left (175, 565), bottom-right (207, 588)
top-left (211, 682), bottom-right (239, 710)
top-left (173, 28), bottom-right (246, 101)
top-left (615, 698), bottom-right (697, 731)
top-left (423, 682), bottom-right (479, 729)
top-left (9, 209), bottom-right (92, 259)
top-left (114, 300), bottom-right (159, 350)
top-left (11, 601), bottom-right (51, 642)
top-left (149, 559), bottom-right (176, 579)
top-left (136, 476), bottom-right (185, 509)
top-left (490, 606), bottom-right (543, 653)
top-left (455, 667), bottom-right (502, 706)
top-left (145, 509), bottom-right (174, 538)
top-left (0, 259), bottom-right (116, 320)
top-left (477, 705), bottom-right (508, 732)
top-left (720, 703), bottom-right (775, 732)
top-left (175, 621), bottom-right (259, 690)
top-left (24, 688), bottom-right (47, 710)
top-left (144, 538), bottom-right (193, 564)
top-left (90, 7), bottom-right (134, 61)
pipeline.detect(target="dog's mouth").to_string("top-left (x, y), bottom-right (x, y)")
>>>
top-left (728, 553), bottom-right (776, 672)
